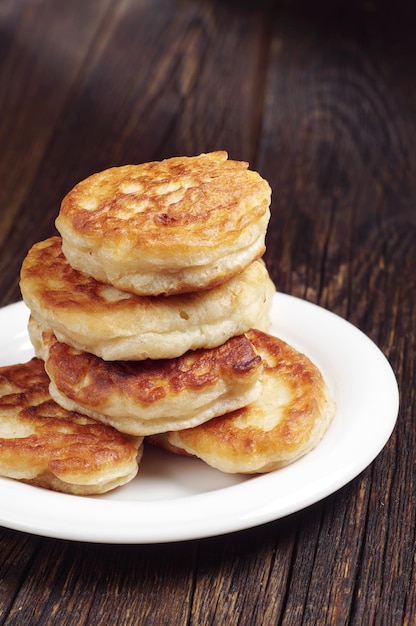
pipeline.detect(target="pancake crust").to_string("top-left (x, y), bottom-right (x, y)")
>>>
top-left (29, 318), bottom-right (263, 436)
top-left (156, 329), bottom-right (336, 473)
top-left (0, 358), bottom-right (142, 494)
top-left (55, 152), bottom-right (271, 295)
top-left (20, 237), bottom-right (275, 361)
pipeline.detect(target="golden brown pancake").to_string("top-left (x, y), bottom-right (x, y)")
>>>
top-left (55, 152), bottom-right (271, 295)
top-left (0, 358), bottom-right (142, 494)
top-left (20, 237), bottom-right (275, 361)
top-left (151, 330), bottom-right (336, 473)
top-left (29, 317), bottom-right (263, 436)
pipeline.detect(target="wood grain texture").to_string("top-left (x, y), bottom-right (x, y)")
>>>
top-left (0, 0), bottom-right (415, 624)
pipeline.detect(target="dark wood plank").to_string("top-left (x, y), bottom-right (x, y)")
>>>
top-left (0, 0), bottom-right (115, 201)
top-left (258, 2), bottom-right (416, 624)
top-left (3, 538), bottom-right (198, 625)
top-left (0, 529), bottom-right (43, 621)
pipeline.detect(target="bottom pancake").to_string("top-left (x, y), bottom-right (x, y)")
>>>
top-left (150, 329), bottom-right (336, 473)
top-left (29, 318), bottom-right (263, 436)
top-left (0, 358), bottom-right (142, 495)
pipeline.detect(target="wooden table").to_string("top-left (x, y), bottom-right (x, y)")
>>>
top-left (0, 1), bottom-right (413, 623)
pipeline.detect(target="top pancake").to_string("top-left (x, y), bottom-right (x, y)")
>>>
top-left (157, 329), bottom-right (336, 474)
top-left (55, 151), bottom-right (271, 295)
top-left (20, 237), bottom-right (275, 361)
top-left (0, 358), bottom-right (141, 495)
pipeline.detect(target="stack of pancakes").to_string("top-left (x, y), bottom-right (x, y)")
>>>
top-left (2, 151), bottom-right (335, 495)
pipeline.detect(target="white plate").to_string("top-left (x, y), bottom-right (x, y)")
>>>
top-left (0, 295), bottom-right (399, 543)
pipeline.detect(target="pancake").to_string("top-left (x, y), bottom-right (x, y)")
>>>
top-left (0, 358), bottom-right (142, 495)
top-left (20, 237), bottom-right (275, 361)
top-left (55, 152), bottom-right (271, 295)
top-left (150, 329), bottom-right (336, 473)
top-left (29, 318), bottom-right (263, 436)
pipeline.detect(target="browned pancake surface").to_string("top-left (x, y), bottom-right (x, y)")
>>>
top-left (55, 152), bottom-right (271, 295)
top-left (30, 319), bottom-right (263, 436)
top-left (0, 358), bottom-right (141, 494)
top-left (20, 237), bottom-right (275, 360)
top-left (163, 330), bottom-right (336, 473)
top-left (57, 151), bottom-right (270, 258)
